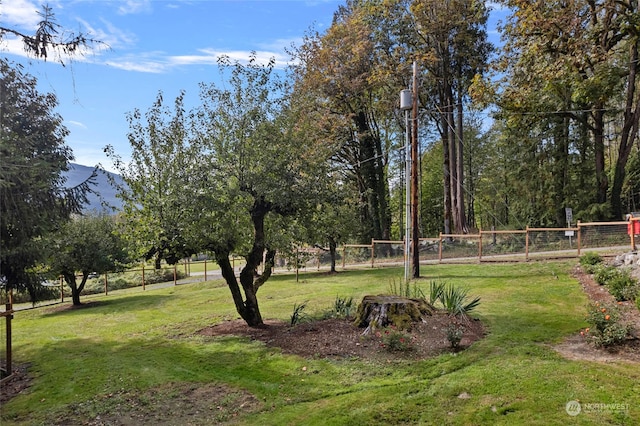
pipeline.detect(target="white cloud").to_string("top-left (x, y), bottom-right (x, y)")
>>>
top-left (103, 46), bottom-right (294, 74)
top-left (258, 37), bottom-right (302, 53)
top-left (105, 57), bottom-right (169, 73)
top-left (117, 0), bottom-right (152, 15)
top-left (68, 120), bottom-right (87, 129)
top-left (172, 48), bottom-right (292, 69)
top-left (0, 0), bottom-right (41, 29)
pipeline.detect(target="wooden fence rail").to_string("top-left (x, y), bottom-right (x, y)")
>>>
top-left (342, 219), bottom-right (639, 268)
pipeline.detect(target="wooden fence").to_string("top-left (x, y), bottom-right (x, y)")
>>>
top-left (1, 218), bottom-right (637, 383)
top-left (342, 219), bottom-right (639, 267)
top-left (1, 298), bottom-right (13, 384)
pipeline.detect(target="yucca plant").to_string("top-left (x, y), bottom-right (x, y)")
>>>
top-left (429, 280), bottom-right (446, 305)
top-left (290, 301), bottom-right (309, 326)
top-left (438, 284), bottom-right (481, 317)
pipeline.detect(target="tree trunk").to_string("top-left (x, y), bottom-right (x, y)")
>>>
top-left (353, 110), bottom-right (390, 242)
top-left (442, 113), bottom-right (452, 236)
top-left (455, 85), bottom-right (467, 233)
top-left (593, 107), bottom-right (608, 209)
top-left (611, 42), bottom-right (640, 220)
top-left (64, 273), bottom-right (82, 306)
top-left (236, 197), bottom-right (274, 327)
top-left (216, 251), bottom-right (247, 319)
top-left (329, 237), bottom-right (337, 273)
top-left (212, 196), bottom-right (274, 327)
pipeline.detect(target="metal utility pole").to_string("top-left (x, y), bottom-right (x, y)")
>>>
top-left (400, 89), bottom-right (412, 282)
top-left (411, 61), bottom-right (420, 278)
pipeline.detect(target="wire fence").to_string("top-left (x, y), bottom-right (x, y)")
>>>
top-left (341, 219), bottom-right (639, 267)
top-left (1, 218), bottom-right (638, 377)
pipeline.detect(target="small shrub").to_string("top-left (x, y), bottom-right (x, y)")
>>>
top-left (583, 302), bottom-right (631, 348)
top-left (378, 326), bottom-right (414, 352)
top-left (579, 252), bottom-right (603, 273)
top-left (446, 322), bottom-right (465, 350)
top-left (108, 278), bottom-right (131, 291)
top-left (593, 265), bottom-right (621, 286)
top-left (290, 301), bottom-right (309, 326)
top-left (333, 296), bottom-right (354, 318)
top-left (580, 252), bottom-right (603, 266)
top-left (606, 270), bottom-right (639, 302)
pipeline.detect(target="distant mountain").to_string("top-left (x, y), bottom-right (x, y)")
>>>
top-left (63, 163), bottom-right (126, 213)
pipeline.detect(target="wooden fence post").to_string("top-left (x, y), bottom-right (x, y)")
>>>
top-left (104, 273), bottom-right (108, 296)
top-left (342, 246), bottom-right (346, 269)
top-left (577, 221), bottom-right (582, 256)
top-left (525, 227), bottom-right (530, 261)
top-left (204, 259), bottom-right (207, 282)
top-left (173, 265), bottom-right (177, 286)
top-left (60, 275), bottom-right (64, 303)
top-left (4, 301), bottom-right (13, 376)
top-left (479, 231), bottom-right (484, 261)
top-left (371, 239), bottom-right (375, 268)
top-left (438, 233), bottom-right (443, 262)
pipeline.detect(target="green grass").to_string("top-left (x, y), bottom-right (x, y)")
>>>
top-left (2, 261), bottom-right (639, 425)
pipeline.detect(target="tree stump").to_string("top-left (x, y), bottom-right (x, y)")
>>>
top-left (354, 295), bottom-right (435, 334)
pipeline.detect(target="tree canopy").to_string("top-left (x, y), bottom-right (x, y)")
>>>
top-left (47, 214), bottom-right (130, 305)
top-left (0, 59), bottom-right (94, 300)
top-left (112, 55), bottom-right (332, 326)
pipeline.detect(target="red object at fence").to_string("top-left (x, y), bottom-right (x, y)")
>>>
top-left (627, 213), bottom-right (640, 236)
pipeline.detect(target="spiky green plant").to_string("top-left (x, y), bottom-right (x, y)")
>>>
top-left (290, 301), bottom-right (309, 326)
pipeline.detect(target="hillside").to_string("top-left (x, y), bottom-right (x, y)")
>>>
top-left (63, 163), bottom-right (125, 213)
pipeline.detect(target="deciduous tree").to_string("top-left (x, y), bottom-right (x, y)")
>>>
top-left (192, 55), bottom-right (331, 326)
top-left (47, 214), bottom-right (130, 306)
top-left (290, 1), bottom-right (393, 243)
top-left (107, 91), bottom-right (196, 269)
top-left (496, 0), bottom-right (640, 220)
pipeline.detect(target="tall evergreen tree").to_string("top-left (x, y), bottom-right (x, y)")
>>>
top-left (0, 60), bottom-right (94, 300)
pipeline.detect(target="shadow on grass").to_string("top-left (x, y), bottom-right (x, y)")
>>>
top-left (6, 334), bottom-right (314, 425)
top-left (40, 294), bottom-right (172, 318)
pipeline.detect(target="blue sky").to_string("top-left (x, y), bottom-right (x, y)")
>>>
top-left (2, 0), bottom-right (505, 172)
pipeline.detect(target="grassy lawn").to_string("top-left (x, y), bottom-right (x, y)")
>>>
top-left (2, 261), bottom-right (639, 425)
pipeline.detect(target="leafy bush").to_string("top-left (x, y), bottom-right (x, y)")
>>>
top-left (446, 322), bottom-right (465, 350)
top-left (593, 265), bottom-right (622, 286)
top-left (583, 302), bottom-right (631, 348)
top-left (378, 326), bottom-right (414, 352)
top-left (606, 271), bottom-right (639, 302)
top-left (579, 252), bottom-right (603, 273)
top-left (2, 284), bottom-right (60, 305)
